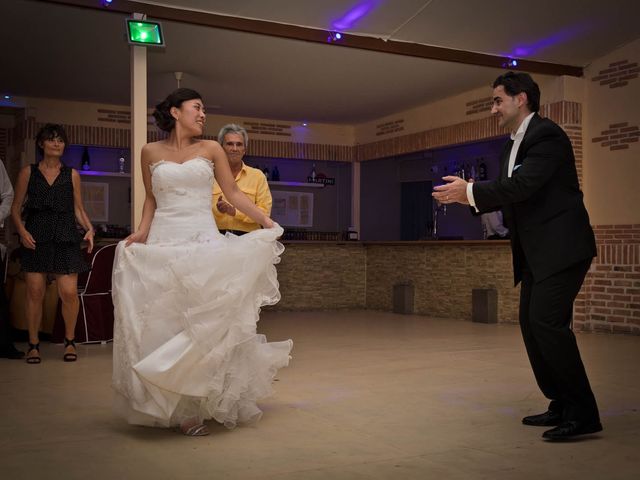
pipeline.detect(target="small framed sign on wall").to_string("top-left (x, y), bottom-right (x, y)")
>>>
top-left (82, 182), bottom-right (109, 222)
top-left (271, 191), bottom-right (313, 227)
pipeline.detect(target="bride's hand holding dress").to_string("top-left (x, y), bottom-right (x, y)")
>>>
top-left (124, 229), bottom-right (149, 246)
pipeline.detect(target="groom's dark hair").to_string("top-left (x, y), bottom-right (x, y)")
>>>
top-left (493, 72), bottom-right (540, 113)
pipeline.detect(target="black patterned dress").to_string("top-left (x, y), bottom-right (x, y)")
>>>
top-left (20, 164), bottom-right (88, 274)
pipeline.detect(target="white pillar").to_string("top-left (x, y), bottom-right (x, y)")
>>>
top-left (130, 43), bottom-right (147, 229)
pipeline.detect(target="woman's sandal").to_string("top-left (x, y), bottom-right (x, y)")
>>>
top-left (63, 338), bottom-right (77, 362)
top-left (26, 342), bottom-right (41, 364)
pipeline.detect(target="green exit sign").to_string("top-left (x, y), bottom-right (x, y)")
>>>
top-left (125, 19), bottom-right (164, 47)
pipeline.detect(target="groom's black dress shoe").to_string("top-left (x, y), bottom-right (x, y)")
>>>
top-left (522, 410), bottom-right (563, 427)
top-left (542, 420), bottom-right (603, 440)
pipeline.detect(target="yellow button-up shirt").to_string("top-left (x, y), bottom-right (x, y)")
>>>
top-left (212, 164), bottom-right (272, 232)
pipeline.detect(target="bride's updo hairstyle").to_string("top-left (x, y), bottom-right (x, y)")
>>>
top-left (153, 88), bottom-right (203, 133)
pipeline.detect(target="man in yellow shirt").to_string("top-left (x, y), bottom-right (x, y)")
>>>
top-left (213, 124), bottom-right (272, 235)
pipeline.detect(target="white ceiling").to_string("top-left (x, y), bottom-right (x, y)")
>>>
top-left (1, 0), bottom-right (639, 123)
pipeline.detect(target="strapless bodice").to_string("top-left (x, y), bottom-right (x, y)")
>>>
top-left (147, 156), bottom-right (220, 244)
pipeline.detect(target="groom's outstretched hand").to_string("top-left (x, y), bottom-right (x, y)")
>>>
top-left (432, 176), bottom-right (470, 205)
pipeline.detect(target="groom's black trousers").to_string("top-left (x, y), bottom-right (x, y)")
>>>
top-left (518, 257), bottom-right (599, 423)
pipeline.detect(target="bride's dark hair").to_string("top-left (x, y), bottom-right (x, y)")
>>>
top-left (153, 88), bottom-right (202, 132)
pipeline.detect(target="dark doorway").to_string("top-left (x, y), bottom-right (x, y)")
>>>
top-left (401, 181), bottom-right (433, 240)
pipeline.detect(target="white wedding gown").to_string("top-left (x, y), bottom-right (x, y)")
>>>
top-left (111, 156), bottom-right (292, 429)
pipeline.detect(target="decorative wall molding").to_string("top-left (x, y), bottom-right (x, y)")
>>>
top-left (249, 139), bottom-right (354, 162)
top-left (356, 100), bottom-right (582, 163)
top-left (22, 101), bottom-right (584, 166)
top-left (96, 108), bottom-right (131, 125)
top-left (591, 122), bottom-right (639, 151)
top-left (375, 119), bottom-right (405, 137)
top-left (591, 59), bottom-right (639, 89)
top-left (465, 96), bottom-right (492, 115)
top-left (243, 121), bottom-right (292, 138)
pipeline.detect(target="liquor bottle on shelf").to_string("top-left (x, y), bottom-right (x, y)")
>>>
top-left (479, 158), bottom-right (488, 180)
top-left (310, 163), bottom-right (316, 182)
top-left (118, 155), bottom-right (126, 174)
top-left (272, 165), bottom-right (280, 181)
top-left (81, 146), bottom-right (91, 171)
top-left (262, 166), bottom-right (270, 180)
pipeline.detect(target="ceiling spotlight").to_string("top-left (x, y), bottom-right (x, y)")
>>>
top-left (302, 122), bottom-right (308, 127)
top-left (103, 0), bottom-right (113, 5)
top-left (327, 31), bottom-right (344, 43)
top-left (502, 58), bottom-right (519, 69)
top-left (3, 95), bottom-right (10, 100)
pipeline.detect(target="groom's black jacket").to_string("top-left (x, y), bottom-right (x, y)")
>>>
top-left (472, 114), bottom-right (596, 285)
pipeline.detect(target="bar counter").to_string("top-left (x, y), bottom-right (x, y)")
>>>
top-left (276, 240), bottom-right (519, 323)
top-left (95, 237), bottom-right (519, 323)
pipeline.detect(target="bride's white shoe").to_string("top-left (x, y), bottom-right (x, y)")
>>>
top-left (180, 419), bottom-right (210, 436)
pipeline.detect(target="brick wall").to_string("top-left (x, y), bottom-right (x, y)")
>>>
top-left (275, 243), bottom-right (366, 310)
top-left (364, 243), bottom-right (519, 322)
top-left (275, 242), bottom-right (520, 324)
top-left (277, 240), bottom-right (639, 335)
top-left (539, 101), bottom-right (583, 182)
top-left (576, 225), bottom-right (640, 334)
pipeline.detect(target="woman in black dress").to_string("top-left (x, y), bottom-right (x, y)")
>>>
top-left (11, 124), bottom-right (94, 364)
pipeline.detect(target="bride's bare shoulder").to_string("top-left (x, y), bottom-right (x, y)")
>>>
top-left (141, 141), bottom-right (167, 164)
top-left (143, 140), bottom-right (167, 152)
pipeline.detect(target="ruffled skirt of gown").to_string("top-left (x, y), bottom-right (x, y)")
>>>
top-left (111, 225), bottom-right (292, 429)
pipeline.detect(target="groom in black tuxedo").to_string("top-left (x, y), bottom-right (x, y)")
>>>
top-left (433, 72), bottom-right (601, 440)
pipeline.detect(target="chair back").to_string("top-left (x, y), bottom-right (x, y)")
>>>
top-left (82, 244), bottom-right (117, 295)
top-left (76, 248), bottom-right (93, 290)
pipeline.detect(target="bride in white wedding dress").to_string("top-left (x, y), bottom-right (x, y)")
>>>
top-left (112, 88), bottom-right (292, 436)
